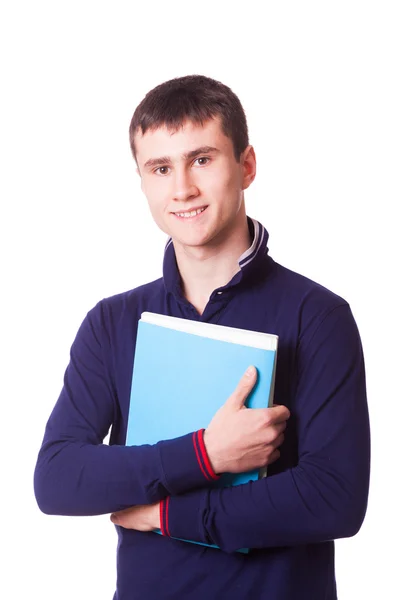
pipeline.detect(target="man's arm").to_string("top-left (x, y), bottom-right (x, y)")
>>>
top-left (155, 304), bottom-right (370, 552)
top-left (33, 302), bottom-right (221, 517)
top-left (35, 301), bottom-right (287, 517)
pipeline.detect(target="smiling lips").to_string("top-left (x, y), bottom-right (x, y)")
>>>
top-left (173, 206), bottom-right (207, 219)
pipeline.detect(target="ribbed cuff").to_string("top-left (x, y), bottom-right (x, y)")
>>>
top-left (161, 490), bottom-right (250, 554)
top-left (192, 429), bottom-right (220, 482)
top-left (157, 429), bottom-right (220, 496)
top-left (161, 488), bottom-right (210, 544)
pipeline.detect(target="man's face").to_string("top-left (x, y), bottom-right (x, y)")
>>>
top-left (134, 118), bottom-right (253, 253)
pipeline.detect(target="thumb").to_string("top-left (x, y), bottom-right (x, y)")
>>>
top-left (226, 366), bottom-right (258, 410)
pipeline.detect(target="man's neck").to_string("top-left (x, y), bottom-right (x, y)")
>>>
top-left (173, 217), bottom-right (252, 315)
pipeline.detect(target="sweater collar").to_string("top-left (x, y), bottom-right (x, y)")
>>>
top-left (162, 216), bottom-right (270, 296)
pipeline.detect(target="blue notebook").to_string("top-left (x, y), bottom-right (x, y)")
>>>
top-left (126, 312), bottom-right (278, 551)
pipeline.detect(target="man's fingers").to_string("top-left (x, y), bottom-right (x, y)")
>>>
top-left (265, 404), bottom-right (290, 423)
top-left (273, 432), bottom-right (285, 449)
top-left (272, 421), bottom-right (287, 437)
top-left (227, 366), bottom-right (258, 410)
top-left (268, 449), bottom-right (281, 464)
top-left (250, 405), bottom-right (290, 426)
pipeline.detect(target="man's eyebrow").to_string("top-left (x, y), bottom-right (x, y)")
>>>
top-left (183, 146), bottom-right (220, 160)
top-left (143, 146), bottom-right (220, 169)
top-left (144, 155), bottom-right (171, 169)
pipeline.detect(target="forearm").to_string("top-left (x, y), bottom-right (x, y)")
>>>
top-left (34, 302), bottom-right (219, 517)
top-left (163, 449), bottom-right (370, 552)
top-left (34, 429), bottom-right (218, 516)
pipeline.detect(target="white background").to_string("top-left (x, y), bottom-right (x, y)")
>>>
top-left (1, 1), bottom-right (399, 598)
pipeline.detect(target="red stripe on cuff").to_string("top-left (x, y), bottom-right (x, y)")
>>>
top-left (160, 499), bottom-right (166, 536)
top-left (192, 431), bottom-right (212, 481)
top-left (165, 496), bottom-right (170, 537)
top-left (197, 429), bottom-right (220, 480)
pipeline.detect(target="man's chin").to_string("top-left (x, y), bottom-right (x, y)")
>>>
top-left (171, 234), bottom-right (213, 252)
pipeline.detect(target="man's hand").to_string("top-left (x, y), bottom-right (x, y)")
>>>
top-left (110, 502), bottom-right (160, 531)
top-left (204, 366), bottom-right (290, 474)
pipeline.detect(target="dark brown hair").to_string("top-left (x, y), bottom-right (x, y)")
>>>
top-left (129, 75), bottom-right (249, 163)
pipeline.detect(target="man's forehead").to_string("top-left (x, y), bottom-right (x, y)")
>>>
top-left (135, 117), bottom-right (231, 162)
top-left (137, 117), bottom-right (222, 139)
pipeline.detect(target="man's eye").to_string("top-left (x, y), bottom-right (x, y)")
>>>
top-left (195, 157), bottom-right (210, 166)
top-left (155, 166), bottom-right (170, 175)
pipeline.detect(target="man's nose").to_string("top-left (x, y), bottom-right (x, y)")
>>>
top-left (172, 168), bottom-right (199, 203)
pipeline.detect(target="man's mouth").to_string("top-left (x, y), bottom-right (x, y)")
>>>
top-left (173, 206), bottom-right (207, 219)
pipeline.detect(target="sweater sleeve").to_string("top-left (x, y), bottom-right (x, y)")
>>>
top-left (33, 303), bottom-right (219, 517)
top-left (162, 304), bottom-right (371, 552)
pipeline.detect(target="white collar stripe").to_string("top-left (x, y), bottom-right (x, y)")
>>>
top-left (239, 220), bottom-right (264, 268)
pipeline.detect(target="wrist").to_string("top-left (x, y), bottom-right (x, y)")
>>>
top-left (203, 429), bottom-right (222, 475)
top-left (153, 502), bottom-right (161, 529)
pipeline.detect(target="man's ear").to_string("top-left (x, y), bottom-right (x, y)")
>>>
top-left (241, 145), bottom-right (256, 191)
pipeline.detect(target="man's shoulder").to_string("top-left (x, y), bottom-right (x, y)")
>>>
top-left (268, 260), bottom-right (350, 328)
top-left (88, 277), bottom-right (165, 324)
top-left (273, 261), bottom-right (347, 303)
top-left (104, 277), bottom-right (165, 305)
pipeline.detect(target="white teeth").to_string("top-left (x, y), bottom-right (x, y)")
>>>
top-left (175, 207), bottom-right (206, 218)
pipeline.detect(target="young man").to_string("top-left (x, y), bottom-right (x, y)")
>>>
top-left (34, 75), bottom-right (370, 599)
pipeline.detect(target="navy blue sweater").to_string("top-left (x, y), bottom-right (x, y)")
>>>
top-left (34, 218), bottom-right (370, 599)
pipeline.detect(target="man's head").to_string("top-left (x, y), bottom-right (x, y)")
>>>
top-left (130, 75), bottom-right (256, 254)
top-left (129, 75), bottom-right (249, 164)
